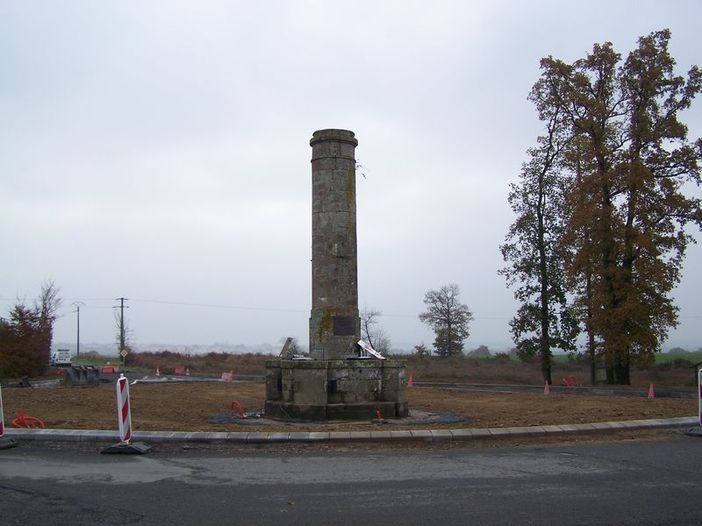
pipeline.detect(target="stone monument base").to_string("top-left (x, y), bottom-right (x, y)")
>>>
top-left (264, 359), bottom-right (408, 421)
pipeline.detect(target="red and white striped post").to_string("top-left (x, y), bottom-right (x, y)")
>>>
top-left (115, 374), bottom-right (132, 444)
top-left (0, 383), bottom-right (5, 438)
top-left (101, 373), bottom-right (149, 454)
top-left (0, 383), bottom-right (17, 449)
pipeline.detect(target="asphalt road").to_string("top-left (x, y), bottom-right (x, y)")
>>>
top-left (0, 435), bottom-right (700, 525)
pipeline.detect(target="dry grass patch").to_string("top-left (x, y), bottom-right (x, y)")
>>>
top-left (2, 382), bottom-right (695, 433)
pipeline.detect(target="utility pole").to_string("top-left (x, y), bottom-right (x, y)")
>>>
top-left (114, 298), bottom-right (129, 367)
top-left (71, 301), bottom-right (85, 357)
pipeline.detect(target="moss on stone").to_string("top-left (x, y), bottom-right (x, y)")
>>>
top-left (318, 306), bottom-right (336, 341)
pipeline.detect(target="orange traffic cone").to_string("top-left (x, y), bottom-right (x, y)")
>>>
top-left (155, 367), bottom-right (160, 377)
top-left (186, 368), bottom-right (190, 376)
top-left (648, 383), bottom-right (655, 400)
top-left (408, 374), bottom-right (414, 387)
top-left (544, 380), bottom-right (550, 395)
top-left (231, 400), bottom-right (245, 419)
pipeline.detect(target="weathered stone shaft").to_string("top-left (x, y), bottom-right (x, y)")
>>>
top-left (308, 129), bottom-right (360, 360)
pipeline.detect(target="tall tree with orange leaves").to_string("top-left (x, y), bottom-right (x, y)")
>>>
top-left (533, 30), bottom-right (702, 384)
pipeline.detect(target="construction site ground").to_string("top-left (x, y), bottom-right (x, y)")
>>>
top-left (2, 380), bottom-right (696, 433)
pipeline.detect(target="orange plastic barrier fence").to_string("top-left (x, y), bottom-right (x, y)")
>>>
top-left (12, 409), bottom-right (46, 429)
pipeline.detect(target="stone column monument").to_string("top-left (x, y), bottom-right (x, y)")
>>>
top-left (309, 129), bottom-right (361, 360)
top-left (264, 129), bottom-right (408, 421)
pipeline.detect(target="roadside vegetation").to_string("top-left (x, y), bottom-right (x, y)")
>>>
top-left (500, 30), bottom-right (702, 386)
top-left (0, 282), bottom-right (61, 378)
top-left (64, 347), bottom-right (701, 389)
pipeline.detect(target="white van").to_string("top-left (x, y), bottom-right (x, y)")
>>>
top-left (51, 349), bottom-right (72, 367)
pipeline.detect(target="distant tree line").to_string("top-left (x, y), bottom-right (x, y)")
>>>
top-left (0, 282), bottom-right (62, 377)
top-left (501, 29), bottom-right (702, 385)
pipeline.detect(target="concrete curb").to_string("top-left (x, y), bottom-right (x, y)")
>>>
top-left (6, 416), bottom-right (698, 445)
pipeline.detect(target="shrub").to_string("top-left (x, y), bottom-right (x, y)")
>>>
top-left (672, 358), bottom-right (693, 369)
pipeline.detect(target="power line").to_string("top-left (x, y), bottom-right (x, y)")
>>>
top-left (2, 297), bottom-right (701, 320)
top-left (0, 297), bottom-right (116, 302)
top-left (129, 298), bottom-right (308, 314)
top-left (128, 300), bottom-right (513, 319)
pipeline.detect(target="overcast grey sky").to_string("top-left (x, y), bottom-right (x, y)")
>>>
top-left (1, 0), bottom-right (701, 352)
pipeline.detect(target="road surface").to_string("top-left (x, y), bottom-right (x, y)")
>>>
top-left (0, 435), bottom-right (700, 525)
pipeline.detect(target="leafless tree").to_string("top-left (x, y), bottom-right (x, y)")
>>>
top-left (360, 307), bottom-right (391, 354)
top-left (419, 284), bottom-right (473, 357)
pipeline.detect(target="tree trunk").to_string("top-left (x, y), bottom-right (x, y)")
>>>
top-left (614, 351), bottom-right (630, 385)
top-left (585, 271), bottom-right (597, 385)
top-left (588, 330), bottom-right (597, 385)
top-left (537, 156), bottom-right (552, 385)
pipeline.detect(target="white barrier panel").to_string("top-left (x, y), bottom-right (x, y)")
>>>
top-left (101, 373), bottom-right (149, 454)
top-left (0, 384), bottom-right (5, 438)
top-left (357, 339), bottom-right (386, 360)
top-left (116, 374), bottom-right (132, 443)
top-left (0, 383), bottom-right (18, 449)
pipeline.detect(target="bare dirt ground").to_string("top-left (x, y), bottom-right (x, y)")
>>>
top-left (2, 381), bottom-right (696, 433)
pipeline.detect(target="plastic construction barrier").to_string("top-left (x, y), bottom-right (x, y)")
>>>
top-left (115, 374), bottom-right (132, 444)
top-left (230, 400), bottom-right (246, 419)
top-left (12, 409), bottom-right (45, 429)
top-left (0, 385), bottom-right (19, 450)
top-left (100, 373), bottom-right (151, 454)
top-left (0, 384), bottom-right (5, 437)
top-left (64, 365), bottom-right (100, 386)
top-left (561, 375), bottom-right (578, 387)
